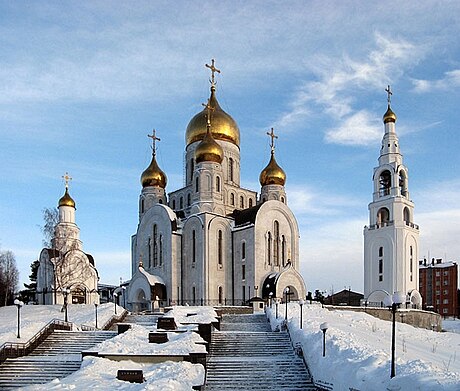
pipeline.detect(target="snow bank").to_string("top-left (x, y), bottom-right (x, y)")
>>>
top-left (268, 303), bottom-right (460, 390)
top-left (165, 306), bottom-right (218, 326)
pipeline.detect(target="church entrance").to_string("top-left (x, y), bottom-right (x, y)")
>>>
top-left (71, 287), bottom-right (86, 304)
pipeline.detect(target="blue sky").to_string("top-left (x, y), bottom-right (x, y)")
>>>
top-left (1, 1), bottom-right (460, 294)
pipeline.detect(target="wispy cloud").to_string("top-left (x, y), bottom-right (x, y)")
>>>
top-left (412, 69), bottom-right (460, 93)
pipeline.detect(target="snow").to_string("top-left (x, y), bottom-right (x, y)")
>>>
top-left (268, 302), bottom-right (460, 390)
top-left (165, 306), bottom-right (218, 326)
top-left (0, 303), bottom-right (122, 346)
top-left (443, 318), bottom-right (460, 334)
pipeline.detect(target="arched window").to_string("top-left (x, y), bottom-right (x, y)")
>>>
top-left (159, 199), bottom-right (163, 204)
top-left (281, 196), bottom-right (285, 203)
top-left (378, 246), bottom-right (383, 282)
top-left (141, 199), bottom-right (145, 213)
top-left (216, 176), bottom-right (221, 192)
top-left (267, 232), bottom-right (272, 265)
top-left (379, 170), bottom-right (391, 196)
top-left (379, 247), bottom-right (384, 257)
top-left (230, 193), bottom-right (235, 206)
top-left (409, 246), bottom-right (413, 282)
top-left (159, 235), bottom-right (163, 266)
top-left (399, 170), bottom-right (407, 197)
top-left (180, 197), bottom-right (183, 209)
top-left (195, 177), bottom-right (199, 192)
top-left (229, 158), bottom-right (234, 182)
top-left (190, 158), bottom-right (194, 183)
top-left (377, 208), bottom-right (390, 226)
top-left (249, 198), bottom-right (253, 208)
top-left (404, 207), bottom-right (410, 225)
top-left (172, 199), bottom-right (176, 210)
top-left (187, 193), bottom-right (191, 207)
top-left (218, 286), bottom-right (223, 304)
top-left (274, 221), bottom-right (280, 266)
top-left (281, 235), bottom-right (286, 266)
top-left (148, 237), bottom-right (152, 268)
top-left (242, 242), bottom-right (246, 259)
top-left (240, 195), bottom-right (244, 209)
top-left (218, 230), bottom-right (223, 266)
top-left (153, 225), bottom-right (158, 267)
top-left (192, 286), bottom-right (196, 305)
top-left (192, 230), bottom-right (196, 263)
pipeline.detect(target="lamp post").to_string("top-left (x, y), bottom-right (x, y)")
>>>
top-left (94, 303), bottom-right (98, 329)
top-left (383, 291), bottom-right (406, 378)
top-left (62, 288), bottom-right (70, 323)
top-left (299, 299), bottom-right (305, 329)
top-left (254, 285), bottom-right (259, 298)
top-left (320, 322), bottom-right (329, 357)
top-left (114, 292), bottom-right (118, 315)
top-left (275, 298), bottom-right (279, 319)
top-left (284, 287), bottom-right (290, 321)
top-left (14, 299), bottom-right (24, 338)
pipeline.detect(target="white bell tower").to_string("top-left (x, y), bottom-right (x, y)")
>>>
top-left (364, 86), bottom-right (421, 308)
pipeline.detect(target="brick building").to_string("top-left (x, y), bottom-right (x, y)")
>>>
top-left (419, 258), bottom-right (458, 317)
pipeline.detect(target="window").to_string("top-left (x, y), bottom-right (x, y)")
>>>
top-left (141, 199), bottom-right (145, 213)
top-left (180, 197), bottom-right (183, 209)
top-left (153, 225), bottom-right (158, 267)
top-left (443, 271), bottom-right (449, 276)
top-left (436, 290), bottom-right (440, 296)
top-left (148, 237), bottom-right (152, 268)
top-left (409, 246), bottom-right (413, 281)
top-left (240, 195), bottom-right (244, 209)
top-left (274, 221), bottom-right (280, 266)
top-left (443, 280), bottom-right (449, 286)
top-left (281, 196), bottom-right (285, 203)
top-left (218, 286), bottom-right (223, 304)
top-left (192, 287), bottom-right (196, 305)
top-left (379, 275), bottom-right (383, 282)
top-left (443, 290), bottom-right (448, 295)
top-left (195, 177), bottom-right (199, 192)
top-left (218, 230), bottom-right (223, 266)
top-left (281, 236), bottom-right (286, 266)
top-left (249, 198), bottom-right (253, 208)
top-left (377, 208), bottom-right (390, 225)
top-left (379, 170), bottom-right (391, 196)
top-left (242, 265), bottom-right (246, 280)
top-left (192, 230), bottom-right (196, 263)
top-left (159, 235), bottom-right (163, 266)
top-left (172, 199), bottom-right (176, 210)
top-left (379, 247), bottom-right (383, 257)
top-left (443, 308), bottom-right (448, 314)
top-left (379, 259), bottom-right (383, 274)
top-left (190, 158), bottom-right (194, 182)
top-left (229, 158), bottom-right (234, 182)
top-left (242, 286), bottom-right (245, 303)
top-left (230, 193), bottom-right (235, 206)
top-left (436, 271), bottom-right (440, 277)
top-left (187, 193), bottom-right (191, 206)
top-left (216, 176), bottom-right (221, 192)
top-left (436, 280), bottom-right (440, 286)
top-left (242, 242), bottom-right (246, 260)
top-left (443, 299), bottom-right (449, 304)
top-left (267, 232), bottom-right (272, 265)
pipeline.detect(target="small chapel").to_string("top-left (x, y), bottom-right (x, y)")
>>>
top-left (36, 174), bottom-right (99, 305)
top-left (127, 60), bottom-right (306, 311)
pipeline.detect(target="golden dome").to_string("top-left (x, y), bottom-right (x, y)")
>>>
top-left (383, 105), bottom-right (397, 123)
top-left (141, 154), bottom-right (167, 188)
top-left (259, 152), bottom-right (286, 186)
top-left (195, 126), bottom-right (224, 164)
top-left (186, 86), bottom-right (240, 147)
top-left (58, 188), bottom-right (76, 208)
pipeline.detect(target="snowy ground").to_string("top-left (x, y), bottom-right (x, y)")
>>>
top-left (268, 303), bottom-right (460, 391)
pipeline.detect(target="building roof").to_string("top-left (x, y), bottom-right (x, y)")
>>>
top-left (232, 204), bottom-right (263, 226)
top-left (419, 259), bottom-right (457, 269)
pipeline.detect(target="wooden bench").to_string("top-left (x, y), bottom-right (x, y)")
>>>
top-left (148, 332), bottom-right (168, 343)
top-left (117, 369), bottom-right (144, 383)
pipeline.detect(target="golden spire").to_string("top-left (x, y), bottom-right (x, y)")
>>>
top-left (58, 172), bottom-right (76, 208)
top-left (141, 129), bottom-right (167, 188)
top-left (383, 85), bottom-right (397, 123)
top-left (205, 58), bottom-right (221, 87)
top-left (259, 128), bottom-right (286, 186)
top-left (195, 100), bottom-right (224, 164)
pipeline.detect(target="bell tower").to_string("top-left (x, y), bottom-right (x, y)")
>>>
top-left (364, 86), bottom-right (421, 307)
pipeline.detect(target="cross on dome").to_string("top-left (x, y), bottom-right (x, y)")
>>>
top-left (147, 129), bottom-right (161, 156)
top-left (62, 172), bottom-right (72, 189)
top-left (267, 127), bottom-right (278, 153)
top-left (202, 101), bottom-right (215, 128)
top-left (205, 59), bottom-right (221, 86)
top-left (385, 85), bottom-right (393, 106)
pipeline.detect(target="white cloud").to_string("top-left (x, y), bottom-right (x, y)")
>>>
top-left (412, 69), bottom-right (460, 93)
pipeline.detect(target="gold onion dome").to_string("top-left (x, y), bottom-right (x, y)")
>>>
top-left (383, 105), bottom-right (397, 123)
top-left (141, 154), bottom-right (167, 188)
top-left (195, 126), bottom-right (224, 164)
top-left (58, 188), bottom-right (76, 208)
top-left (259, 151), bottom-right (286, 186)
top-left (186, 86), bottom-right (240, 147)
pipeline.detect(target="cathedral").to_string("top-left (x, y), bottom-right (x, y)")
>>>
top-left (36, 174), bottom-right (99, 305)
top-left (363, 87), bottom-right (422, 308)
top-left (127, 61), bottom-right (306, 311)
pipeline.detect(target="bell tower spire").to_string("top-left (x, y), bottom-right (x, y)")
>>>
top-left (363, 87), bottom-right (421, 308)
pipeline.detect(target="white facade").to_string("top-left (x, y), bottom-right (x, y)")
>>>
top-left (36, 186), bottom-right (99, 305)
top-left (363, 98), bottom-right (422, 308)
top-left (128, 71), bottom-right (306, 311)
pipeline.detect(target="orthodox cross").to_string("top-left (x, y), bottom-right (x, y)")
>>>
top-left (202, 101), bottom-right (215, 128)
top-left (385, 85), bottom-right (393, 106)
top-left (62, 172), bottom-right (72, 189)
top-left (205, 59), bottom-right (221, 86)
top-left (267, 127), bottom-right (278, 152)
top-left (147, 129), bottom-right (160, 155)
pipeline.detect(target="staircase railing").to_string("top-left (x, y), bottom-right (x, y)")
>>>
top-left (101, 309), bottom-right (128, 330)
top-left (0, 318), bottom-right (72, 363)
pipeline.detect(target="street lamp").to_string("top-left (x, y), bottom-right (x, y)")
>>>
top-left (94, 303), bottom-right (98, 329)
top-left (275, 298), bottom-right (280, 319)
top-left (383, 291), bottom-right (406, 378)
top-left (299, 299), bottom-right (305, 329)
top-left (254, 285), bottom-right (259, 298)
top-left (14, 299), bottom-right (24, 338)
top-left (114, 292), bottom-right (118, 315)
top-left (269, 292), bottom-right (273, 308)
top-left (284, 287), bottom-right (290, 321)
top-left (320, 322), bottom-right (329, 357)
top-left (62, 288), bottom-right (71, 323)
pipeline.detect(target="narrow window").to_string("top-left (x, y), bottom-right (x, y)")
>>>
top-left (242, 265), bottom-right (246, 280)
top-left (218, 286), bottom-right (223, 304)
top-left (218, 230), bottom-right (223, 265)
top-left (159, 235), bottom-right (163, 266)
top-left (192, 287), bottom-right (196, 305)
top-left (242, 242), bottom-right (246, 260)
top-left (242, 286), bottom-right (246, 303)
top-left (229, 158), bottom-right (234, 182)
top-left (187, 193), bottom-right (191, 206)
top-left (379, 247), bottom-right (383, 257)
top-left (267, 232), bottom-right (272, 265)
top-left (192, 230), bottom-right (196, 263)
top-left (153, 225), bottom-right (158, 267)
top-left (230, 193), bottom-right (235, 206)
top-left (216, 176), bottom-right (221, 192)
top-left (172, 199), bottom-right (176, 210)
top-left (274, 221), bottom-right (280, 266)
top-left (281, 235), bottom-right (286, 266)
top-left (190, 158), bottom-right (194, 183)
top-left (281, 196), bottom-right (285, 203)
top-left (249, 198), bottom-right (253, 208)
top-left (180, 197), bottom-right (183, 209)
top-left (141, 199), bottom-right (145, 213)
top-left (379, 170), bottom-right (391, 196)
top-left (409, 246), bottom-right (413, 281)
top-left (240, 196), bottom-right (244, 209)
top-left (148, 237), bottom-right (152, 268)
top-left (379, 259), bottom-right (383, 274)
top-left (195, 177), bottom-right (199, 192)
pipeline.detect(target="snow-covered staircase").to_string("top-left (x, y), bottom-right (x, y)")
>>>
top-left (205, 313), bottom-right (317, 390)
top-left (0, 330), bottom-right (116, 389)
top-left (121, 313), bottom-right (162, 328)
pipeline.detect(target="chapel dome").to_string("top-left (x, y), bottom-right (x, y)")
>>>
top-left (195, 128), bottom-right (224, 164)
top-left (141, 154), bottom-right (167, 188)
top-left (58, 188), bottom-right (76, 208)
top-left (186, 86), bottom-right (240, 147)
top-left (259, 152), bottom-right (286, 186)
top-left (383, 105), bottom-right (397, 123)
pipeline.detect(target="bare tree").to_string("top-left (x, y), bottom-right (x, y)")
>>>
top-left (0, 250), bottom-right (19, 306)
top-left (40, 207), bottom-right (58, 248)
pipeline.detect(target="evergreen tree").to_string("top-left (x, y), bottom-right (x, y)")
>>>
top-left (19, 260), bottom-right (39, 304)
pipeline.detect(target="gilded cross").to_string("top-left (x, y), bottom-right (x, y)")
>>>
top-left (202, 101), bottom-right (215, 127)
top-left (205, 59), bottom-right (221, 86)
top-left (62, 172), bottom-right (72, 189)
top-left (147, 129), bottom-right (161, 155)
top-left (267, 127), bottom-right (278, 152)
top-left (385, 85), bottom-right (392, 106)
